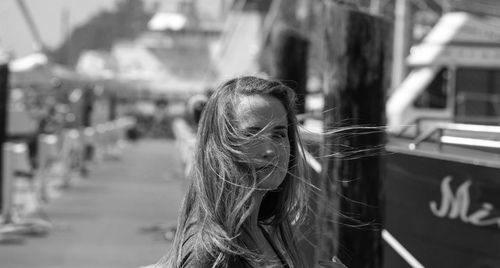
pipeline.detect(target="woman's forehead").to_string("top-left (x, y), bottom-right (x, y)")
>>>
top-left (235, 95), bottom-right (288, 130)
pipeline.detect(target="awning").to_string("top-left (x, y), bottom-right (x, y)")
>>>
top-left (9, 53), bottom-right (90, 89)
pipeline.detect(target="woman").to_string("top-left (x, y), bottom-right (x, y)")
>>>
top-left (158, 76), bottom-right (342, 268)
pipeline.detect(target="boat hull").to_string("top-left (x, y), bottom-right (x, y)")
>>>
top-left (384, 148), bottom-right (500, 267)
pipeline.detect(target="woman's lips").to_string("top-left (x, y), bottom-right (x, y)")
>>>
top-left (256, 165), bottom-right (274, 172)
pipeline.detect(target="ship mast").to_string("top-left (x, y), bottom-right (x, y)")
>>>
top-left (15, 0), bottom-right (47, 53)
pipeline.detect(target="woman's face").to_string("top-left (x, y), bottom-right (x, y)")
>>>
top-left (235, 94), bottom-right (291, 190)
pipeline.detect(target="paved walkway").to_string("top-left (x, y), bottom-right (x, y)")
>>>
top-left (0, 139), bottom-right (186, 268)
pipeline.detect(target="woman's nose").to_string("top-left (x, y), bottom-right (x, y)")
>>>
top-left (261, 145), bottom-right (276, 160)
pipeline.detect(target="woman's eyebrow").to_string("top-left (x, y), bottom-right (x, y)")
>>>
top-left (273, 125), bottom-right (287, 131)
top-left (244, 126), bottom-right (264, 133)
top-left (244, 125), bottom-right (286, 133)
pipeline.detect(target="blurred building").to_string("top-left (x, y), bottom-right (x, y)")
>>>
top-left (74, 0), bottom-right (273, 97)
top-left (75, 50), bottom-right (117, 79)
top-left (75, 0), bottom-right (231, 98)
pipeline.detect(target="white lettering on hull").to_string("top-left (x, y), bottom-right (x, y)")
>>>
top-left (430, 176), bottom-right (500, 227)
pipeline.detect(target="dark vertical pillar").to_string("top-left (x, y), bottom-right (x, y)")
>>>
top-left (108, 92), bottom-right (117, 121)
top-left (0, 61), bottom-right (10, 212)
top-left (81, 85), bottom-right (94, 175)
top-left (271, 24), bottom-right (309, 114)
top-left (82, 85), bottom-right (94, 127)
top-left (317, 4), bottom-right (391, 268)
top-left (315, 7), bottom-right (348, 263)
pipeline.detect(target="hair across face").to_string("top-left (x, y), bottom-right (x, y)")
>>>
top-left (193, 76), bottom-right (302, 223)
top-left (165, 76), bottom-right (309, 268)
top-left (234, 94), bottom-right (291, 191)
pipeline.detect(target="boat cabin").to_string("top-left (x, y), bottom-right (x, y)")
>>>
top-left (387, 12), bottom-right (500, 136)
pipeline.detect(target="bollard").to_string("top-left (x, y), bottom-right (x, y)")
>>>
top-left (74, 127), bottom-right (88, 178)
top-left (114, 119), bottom-right (126, 153)
top-left (103, 121), bottom-right (120, 160)
top-left (1, 143), bottom-right (15, 224)
top-left (107, 121), bottom-right (119, 158)
top-left (36, 134), bottom-right (59, 202)
top-left (0, 142), bottom-right (25, 243)
top-left (111, 119), bottom-right (128, 158)
top-left (59, 129), bottom-right (81, 188)
top-left (83, 126), bottom-right (96, 167)
top-left (117, 117), bottom-right (135, 148)
top-left (10, 143), bottom-right (36, 217)
top-left (83, 127), bottom-right (96, 148)
top-left (0, 143), bottom-right (31, 222)
top-left (94, 124), bottom-right (107, 162)
top-left (102, 123), bottom-right (112, 159)
top-left (0, 142), bottom-right (51, 239)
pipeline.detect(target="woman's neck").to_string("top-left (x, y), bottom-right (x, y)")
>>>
top-left (247, 190), bottom-right (266, 233)
top-left (246, 190), bottom-right (286, 267)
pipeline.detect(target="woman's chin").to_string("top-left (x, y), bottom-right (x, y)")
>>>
top-left (258, 174), bottom-right (286, 190)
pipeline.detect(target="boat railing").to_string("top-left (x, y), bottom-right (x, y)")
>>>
top-left (409, 122), bottom-right (500, 151)
top-left (397, 117), bottom-right (450, 137)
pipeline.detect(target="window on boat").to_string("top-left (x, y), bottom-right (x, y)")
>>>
top-left (413, 67), bottom-right (449, 109)
top-left (455, 68), bottom-right (500, 123)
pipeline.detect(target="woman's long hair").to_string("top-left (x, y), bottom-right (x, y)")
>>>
top-left (161, 76), bottom-right (309, 267)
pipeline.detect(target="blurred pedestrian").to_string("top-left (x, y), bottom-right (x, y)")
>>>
top-left (151, 96), bottom-right (172, 138)
top-left (185, 93), bottom-right (208, 129)
top-left (154, 76), bottom-right (346, 268)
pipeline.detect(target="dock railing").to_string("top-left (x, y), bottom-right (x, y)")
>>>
top-left (0, 116), bottom-right (135, 242)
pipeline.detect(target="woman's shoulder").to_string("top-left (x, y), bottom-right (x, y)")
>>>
top-left (179, 250), bottom-right (213, 268)
top-left (149, 222), bottom-right (213, 268)
top-left (178, 222), bottom-right (214, 267)
top-left (179, 222), bottom-right (250, 268)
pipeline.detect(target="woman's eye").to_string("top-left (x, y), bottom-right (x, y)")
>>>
top-left (242, 130), bottom-right (259, 138)
top-left (272, 132), bottom-right (287, 139)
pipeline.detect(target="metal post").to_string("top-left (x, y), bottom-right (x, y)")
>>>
top-left (0, 61), bottom-right (9, 213)
top-left (16, 0), bottom-right (46, 52)
top-left (391, 0), bottom-right (412, 92)
top-left (270, 23), bottom-right (309, 114)
top-left (1, 143), bottom-right (14, 223)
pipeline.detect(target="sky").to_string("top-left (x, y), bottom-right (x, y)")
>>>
top-left (0, 0), bottom-right (181, 58)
